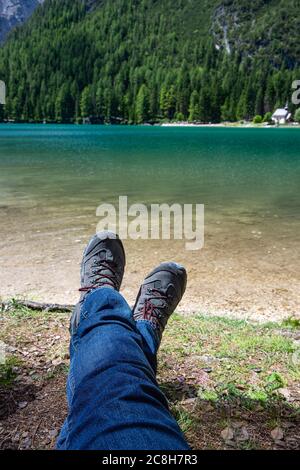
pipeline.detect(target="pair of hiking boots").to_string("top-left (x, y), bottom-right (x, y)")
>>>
top-left (71, 232), bottom-right (187, 342)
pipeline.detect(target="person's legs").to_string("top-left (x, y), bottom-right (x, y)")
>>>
top-left (57, 287), bottom-right (189, 450)
top-left (57, 232), bottom-right (189, 450)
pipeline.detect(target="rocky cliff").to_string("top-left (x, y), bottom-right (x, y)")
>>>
top-left (0, 0), bottom-right (43, 42)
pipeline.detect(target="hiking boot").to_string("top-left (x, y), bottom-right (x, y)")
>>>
top-left (132, 262), bottom-right (187, 342)
top-left (70, 231), bottom-right (126, 332)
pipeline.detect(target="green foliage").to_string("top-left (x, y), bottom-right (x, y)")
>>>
top-left (253, 115), bottom-right (263, 124)
top-left (161, 313), bottom-right (299, 400)
top-left (295, 109), bottom-right (300, 123)
top-left (282, 317), bottom-right (300, 329)
top-left (265, 372), bottom-right (286, 393)
top-left (172, 408), bottom-right (195, 434)
top-left (0, 0), bottom-right (299, 124)
top-left (0, 356), bottom-right (20, 387)
top-left (263, 112), bottom-right (273, 123)
top-left (188, 90), bottom-right (200, 122)
top-left (135, 84), bottom-right (150, 124)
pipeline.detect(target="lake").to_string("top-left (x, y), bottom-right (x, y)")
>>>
top-left (0, 125), bottom-right (299, 320)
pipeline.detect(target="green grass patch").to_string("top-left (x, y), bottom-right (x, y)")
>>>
top-left (282, 317), bottom-right (300, 329)
top-left (0, 356), bottom-right (21, 387)
top-left (1, 300), bottom-right (50, 319)
top-left (159, 313), bottom-right (300, 406)
top-left (159, 314), bottom-right (300, 448)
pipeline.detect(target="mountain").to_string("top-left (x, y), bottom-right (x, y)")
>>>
top-left (0, 0), bottom-right (299, 123)
top-left (0, 0), bottom-right (44, 42)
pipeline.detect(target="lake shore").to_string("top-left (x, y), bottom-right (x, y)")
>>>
top-left (160, 122), bottom-right (300, 129)
top-left (1, 204), bottom-right (299, 324)
top-left (1, 120), bottom-right (300, 129)
top-left (0, 125), bottom-right (299, 324)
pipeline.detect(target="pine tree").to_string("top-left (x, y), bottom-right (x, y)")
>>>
top-left (135, 84), bottom-right (149, 123)
top-left (188, 90), bottom-right (200, 122)
top-left (80, 86), bottom-right (93, 119)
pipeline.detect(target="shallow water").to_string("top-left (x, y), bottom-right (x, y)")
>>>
top-left (0, 124), bottom-right (299, 319)
top-left (0, 125), bottom-right (299, 214)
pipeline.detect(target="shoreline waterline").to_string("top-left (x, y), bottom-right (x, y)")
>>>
top-left (0, 125), bottom-right (299, 321)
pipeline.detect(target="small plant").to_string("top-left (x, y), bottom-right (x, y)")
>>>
top-left (198, 389), bottom-right (218, 402)
top-left (0, 356), bottom-right (20, 387)
top-left (282, 317), bottom-right (300, 329)
top-left (265, 372), bottom-right (285, 393)
top-left (175, 112), bottom-right (185, 122)
top-left (294, 108), bottom-right (300, 123)
top-left (253, 115), bottom-right (263, 124)
top-left (174, 408), bottom-right (194, 433)
top-left (263, 111), bottom-right (273, 123)
top-left (246, 388), bottom-right (269, 404)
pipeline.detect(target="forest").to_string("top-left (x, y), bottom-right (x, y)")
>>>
top-left (0, 0), bottom-right (299, 123)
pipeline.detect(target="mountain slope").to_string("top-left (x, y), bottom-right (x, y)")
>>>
top-left (212, 0), bottom-right (300, 69)
top-left (0, 0), bottom-right (44, 42)
top-left (0, 0), bottom-right (299, 123)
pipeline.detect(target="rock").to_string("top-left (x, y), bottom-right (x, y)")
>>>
top-left (49, 429), bottom-right (59, 438)
top-left (250, 366), bottom-right (262, 373)
top-left (181, 398), bottom-right (197, 407)
top-left (231, 421), bottom-right (244, 429)
top-left (52, 358), bottom-right (64, 366)
top-left (221, 427), bottom-right (234, 441)
top-left (198, 354), bottom-right (215, 364)
top-left (23, 437), bottom-right (32, 449)
top-left (225, 439), bottom-right (236, 448)
top-left (271, 427), bottom-right (284, 441)
top-left (18, 401), bottom-right (28, 409)
top-left (278, 388), bottom-right (290, 400)
top-left (236, 427), bottom-right (249, 442)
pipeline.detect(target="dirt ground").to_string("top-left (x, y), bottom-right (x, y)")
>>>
top-left (1, 307), bottom-right (300, 450)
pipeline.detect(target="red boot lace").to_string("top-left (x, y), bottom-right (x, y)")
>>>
top-left (79, 261), bottom-right (119, 293)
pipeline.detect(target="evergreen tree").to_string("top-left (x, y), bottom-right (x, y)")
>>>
top-left (135, 84), bottom-right (149, 123)
top-left (188, 91), bottom-right (200, 122)
top-left (80, 86), bottom-right (93, 119)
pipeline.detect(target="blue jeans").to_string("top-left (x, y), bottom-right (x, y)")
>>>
top-left (56, 288), bottom-right (189, 450)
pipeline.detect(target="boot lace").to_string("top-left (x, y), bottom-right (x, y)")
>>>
top-left (79, 260), bottom-right (120, 293)
top-left (140, 288), bottom-right (168, 326)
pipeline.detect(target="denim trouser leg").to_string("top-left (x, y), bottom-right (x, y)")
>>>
top-left (56, 288), bottom-right (189, 450)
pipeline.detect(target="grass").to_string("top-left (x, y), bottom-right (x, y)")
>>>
top-left (158, 313), bottom-right (300, 448)
top-left (1, 304), bottom-right (300, 449)
top-left (282, 317), bottom-right (300, 329)
top-left (0, 356), bottom-right (21, 387)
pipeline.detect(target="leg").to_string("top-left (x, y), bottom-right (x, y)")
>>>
top-left (57, 287), bottom-right (189, 450)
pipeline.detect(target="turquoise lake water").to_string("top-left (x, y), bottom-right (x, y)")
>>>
top-left (0, 125), bottom-right (299, 220)
top-left (0, 124), bottom-right (299, 316)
